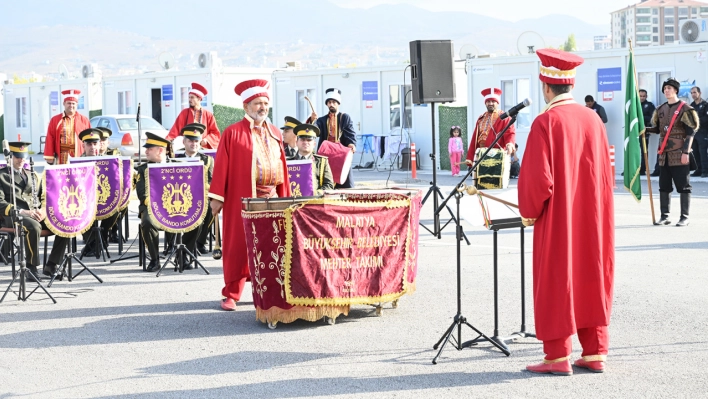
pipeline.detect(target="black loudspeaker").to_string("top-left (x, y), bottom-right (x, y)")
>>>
top-left (409, 40), bottom-right (456, 104)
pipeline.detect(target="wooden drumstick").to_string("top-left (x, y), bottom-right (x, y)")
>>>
top-left (304, 96), bottom-right (316, 114)
top-left (464, 185), bottom-right (519, 209)
top-left (212, 214), bottom-right (222, 260)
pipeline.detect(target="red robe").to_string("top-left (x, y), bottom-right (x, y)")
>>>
top-left (166, 107), bottom-right (221, 149)
top-left (465, 110), bottom-right (516, 162)
top-left (517, 95), bottom-right (615, 341)
top-left (208, 116), bottom-right (290, 301)
top-left (44, 112), bottom-right (90, 163)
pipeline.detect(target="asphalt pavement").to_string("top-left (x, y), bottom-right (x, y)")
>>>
top-left (1, 166), bottom-right (707, 398)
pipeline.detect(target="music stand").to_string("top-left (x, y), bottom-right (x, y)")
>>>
top-left (79, 224), bottom-right (110, 261)
top-left (156, 233), bottom-right (209, 277)
top-left (431, 115), bottom-right (517, 364)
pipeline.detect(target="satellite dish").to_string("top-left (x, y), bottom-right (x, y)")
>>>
top-left (82, 65), bottom-right (90, 78)
top-left (517, 31), bottom-right (546, 55)
top-left (459, 44), bottom-right (479, 60)
top-left (158, 52), bottom-right (175, 70)
top-left (59, 64), bottom-right (69, 80)
top-left (198, 53), bottom-right (208, 68)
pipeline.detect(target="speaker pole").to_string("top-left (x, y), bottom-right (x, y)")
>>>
top-left (418, 103), bottom-right (470, 244)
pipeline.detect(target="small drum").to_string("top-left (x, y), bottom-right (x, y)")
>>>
top-left (473, 147), bottom-right (510, 190)
top-left (317, 141), bottom-right (353, 185)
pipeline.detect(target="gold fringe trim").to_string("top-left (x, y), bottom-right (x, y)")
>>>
top-left (41, 166), bottom-right (98, 238)
top-left (120, 158), bottom-right (134, 211)
top-left (543, 356), bottom-right (570, 364)
top-left (95, 158), bottom-right (123, 221)
top-left (255, 305), bottom-right (350, 324)
top-left (582, 354), bottom-right (607, 362)
top-left (146, 163), bottom-right (208, 234)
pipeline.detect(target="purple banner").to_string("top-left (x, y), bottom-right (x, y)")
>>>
top-left (120, 157), bottom-right (133, 210)
top-left (43, 163), bottom-right (97, 237)
top-left (287, 160), bottom-right (314, 197)
top-left (70, 156), bottom-right (123, 220)
top-left (147, 162), bottom-right (206, 233)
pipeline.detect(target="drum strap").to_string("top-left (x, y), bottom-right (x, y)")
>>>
top-left (658, 101), bottom-right (684, 155)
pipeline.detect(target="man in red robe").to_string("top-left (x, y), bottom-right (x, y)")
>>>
top-left (464, 87), bottom-right (515, 166)
top-left (519, 49), bottom-right (615, 376)
top-left (209, 79), bottom-right (290, 311)
top-left (166, 82), bottom-right (221, 149)
top-left (44, 89), bottom-right (90, 164)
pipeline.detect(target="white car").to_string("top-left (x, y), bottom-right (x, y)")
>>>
top-left (90, 114), bottom-right (184, 160)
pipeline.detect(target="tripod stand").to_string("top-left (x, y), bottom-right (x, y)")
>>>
top-left (419, 102), bottom-right (470, 244)
top-left (431, 115), bottom-right (517, 363)
top-left (0, 152), bottom-right (56, 304)
top-left (1, 210), bottom-right (57, 304)
top-left (156, 232), bottom-right (209, 277)
top-left (48, 236), bottom-right (104, 287)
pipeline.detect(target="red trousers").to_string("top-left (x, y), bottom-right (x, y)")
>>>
top-left (543, 326), bottom-right (609, 360)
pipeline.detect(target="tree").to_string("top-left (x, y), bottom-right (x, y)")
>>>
top-left (562, 34), bottom-right (577, 52)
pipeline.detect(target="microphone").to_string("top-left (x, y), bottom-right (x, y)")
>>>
top-left (500, 98), bottom-right (532, 120)
top-left (2, 140), bottom-right (10, 157)
top-left (136, 103), bottom-right (141, 122)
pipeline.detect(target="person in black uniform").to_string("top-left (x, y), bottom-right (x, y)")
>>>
top-left (646, 78), bottom-right (699, 227)
top-left (281, 116), bottom-right (300, 159)
top-left (135, 132), bottom-right (200, 272)
top-left (689, 86), bottom-right (708, 178)
top-left (314, 88), bottom-right (357, 188)
top-left (0, 142), bottom-right (69, 280)
top-left (638, 89), bottom-right (657, 175)
top-left (178, 123), bottom-right (214, 256)
top-left (585, 95), bottom-right (608, 124)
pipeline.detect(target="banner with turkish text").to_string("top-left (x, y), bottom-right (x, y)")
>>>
top-left (70, 156), bottom-right (122, 219)
top-left (283, 197), bottom-right (414, 306)
top-left (43, 163), bottom-right (97, 237)
top-left (146, 162), bottom-right (206, 233)
top-left (119, 157), bottom-right (133, 210)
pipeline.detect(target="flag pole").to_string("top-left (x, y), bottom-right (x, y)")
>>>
top-left (630, 38), bottom-right (656, 224)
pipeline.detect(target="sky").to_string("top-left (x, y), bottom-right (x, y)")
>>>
top-left (333, 0), bottom-right (630, 25)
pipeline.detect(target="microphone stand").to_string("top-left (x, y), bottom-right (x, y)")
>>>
top-left (137, 103), bottom-right (143, 165)
top-left (431, 115), bottom-right (517, 364)
top-left (1, 154), bottom-right (57, 304)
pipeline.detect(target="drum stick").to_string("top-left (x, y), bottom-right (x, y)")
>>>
top-left (304, 96), bottom-right (316, 114)
top-left (463, 185), bottom-right (519, 209)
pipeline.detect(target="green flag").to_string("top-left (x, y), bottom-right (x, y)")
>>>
top-left (623, 49), bottom-right (645, 202)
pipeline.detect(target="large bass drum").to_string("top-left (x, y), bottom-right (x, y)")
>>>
top-left (473, 147), bottom-right (510, 190)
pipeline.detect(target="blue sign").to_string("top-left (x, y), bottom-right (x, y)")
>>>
top-left (78, 96), bottom-right (85, 110)
top-left (362, 81), bottom-right (378, 101)
top-left (597, 67), bottom-right (622, 92)
top-left (50, 91), bottom-right (59, 106)
top-left (162, 84), bottom-right (173, 101)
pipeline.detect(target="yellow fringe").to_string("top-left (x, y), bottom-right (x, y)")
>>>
top-left (255, 305), bottom-right (350, 324)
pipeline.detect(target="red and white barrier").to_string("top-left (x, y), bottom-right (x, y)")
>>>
top-left (609, 145), bottom-right (616, 188)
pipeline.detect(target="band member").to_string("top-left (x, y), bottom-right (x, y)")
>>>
top-left (519, 49), bottom-right (614, 376)
top-left (314, 88), bottom-right (356, 188)
top-left (0, 142), bottom-right (70, 280)
top-left (289, 124), bottom-right (335, 195)
top-left (209, 79), bottom-right (290, 311)
top-left (135, 132), bottom-right (200, 272)
top-left (464, 88), bottom-right (516, 167)
top-left (77, 129), bottom-right (120, 256)
top-left (44, 89), bottom-right (91, 164)
top-left (96, 127), bottom-right (120, 156)
top-left (646, 78), bottom-right (699, 226)
top-left (281, 116), bottom-right (300, 159)
top-left (166, 82), bottom-right (221, 149)
top-left (179, 123), bottom-right (214, 255)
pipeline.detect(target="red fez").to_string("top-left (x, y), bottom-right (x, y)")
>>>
top-left (62, 89), bottom-right (81, 103)
top-left (235, 79), bottom-right (270, 104)
top-left (481, 87), bottom-right (502, 103)
top-left (536, 49), bottom-right (584, 85)
top-left (189, 83), bottom-right (207, 99)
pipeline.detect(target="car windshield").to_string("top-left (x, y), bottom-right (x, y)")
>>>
top-left (116, 118), bottom-right (164, 130)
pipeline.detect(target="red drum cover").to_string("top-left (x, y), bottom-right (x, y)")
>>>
top-left (317, 141), bottom-right (353, 185)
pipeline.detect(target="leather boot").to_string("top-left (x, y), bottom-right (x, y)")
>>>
top-left (654, 192), bottom-right (672, 225)
top-left (676, 193), bottom-right (690, 226)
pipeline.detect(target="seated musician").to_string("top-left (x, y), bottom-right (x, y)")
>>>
top-left (179, 123), bottom-right (214, 256)
top-left (78, 128), bottom-right (120, 257)
top-left (289, 123), bottom-right (335, 195)
top-left (0, 142), bottom-right (69, 280)
top-left (135, 132), bottom-right (200, 272)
